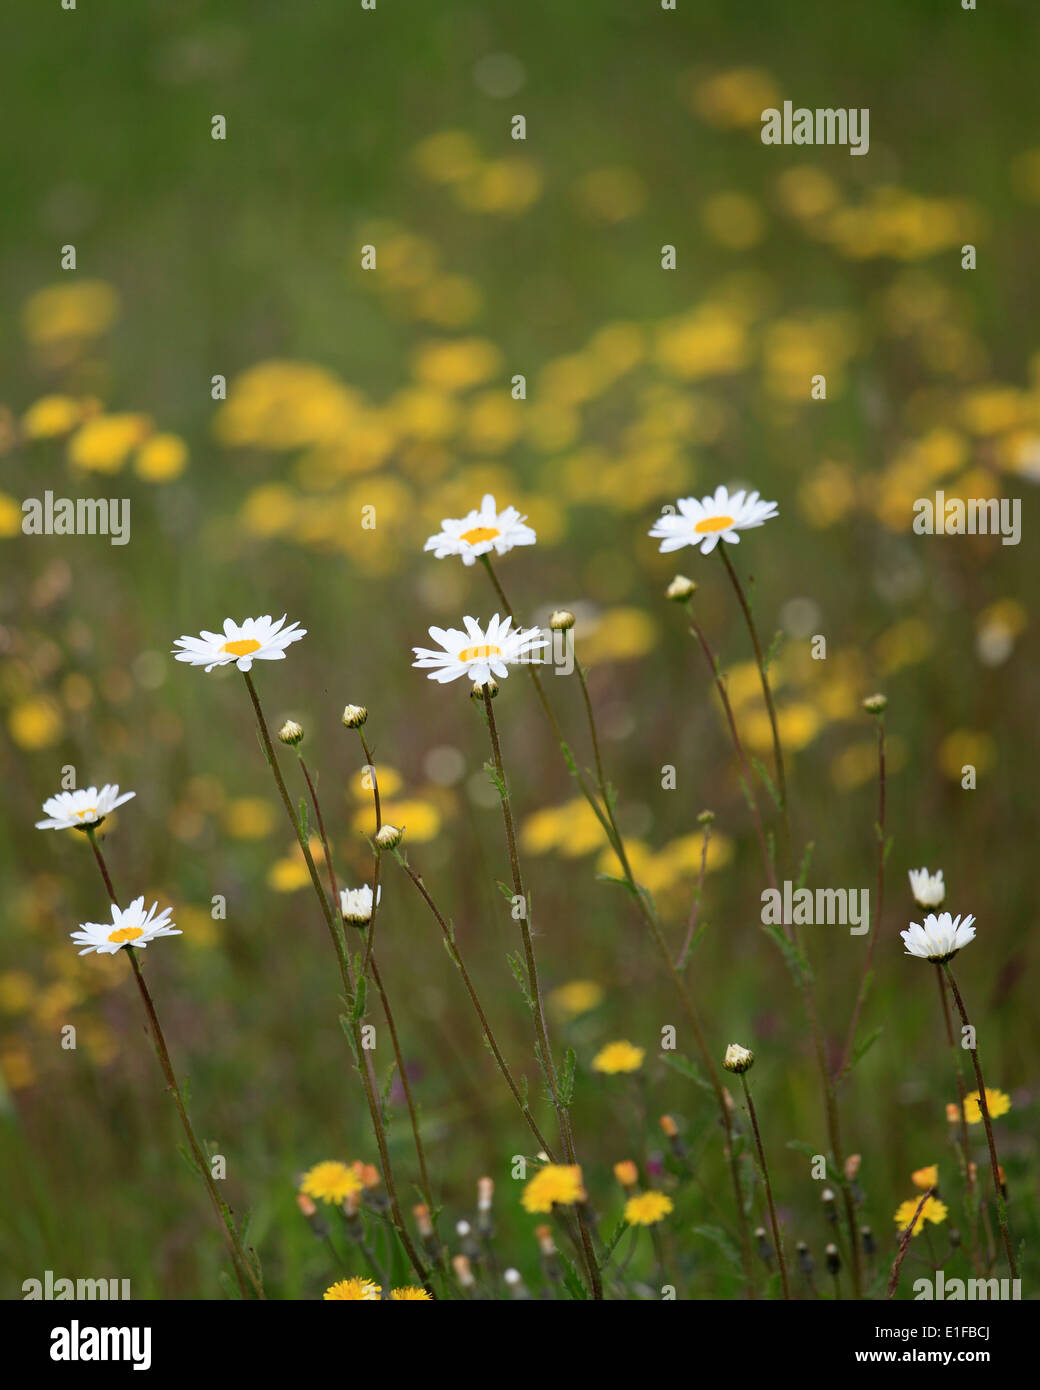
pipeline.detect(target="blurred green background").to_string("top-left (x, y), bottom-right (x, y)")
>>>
top-left (1, 0), bottom-right (1038, 1298)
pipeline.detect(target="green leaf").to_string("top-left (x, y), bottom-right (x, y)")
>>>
top-left (846, 1025), bottom-right (883, 1074)
top-left (556, 1249), bottom-right (590, 1301)
top-left (339, 1013), bottom-right (360, 1066)
top-left (764, 629), bottom-right (785, 673)
top-left (795, 840), bottom-right (815, 892)
top-left (763, 922), bottom-right (813, 986)
top-left (560, 1047), bottom-right (577, 1108)
top-left (659, 1051), bottom-right (716, 1095)
top-left (752, 757), bottom-right (782, 811)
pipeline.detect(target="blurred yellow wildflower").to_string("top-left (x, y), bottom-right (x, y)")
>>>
top-left (521, 1164), bottom-right (586, 1213)
top-left (323, 1278), bottom-right (381, 1301)
top-left (391, 1287), bottom-right (432, 1300)
top-left (68, 413), bottom-right (151, 473)
top-left (135, 433), bottom-right (188, 482)
top-left (624, 1191), bottom-right (674, 1226)
top-left (8, 697), bottom-right (63, 750)
top-left (592, 1041), bottom-right (645, 1075)
top-left (22, 281), bottom-right (119, 344)
top-left (22, 395), bottom-right (85, 439)
top-left (963, 1089), bottom-right (1011, 1125)
top-left (549, 980), bottom-right (604, 1018)
top-left (911, 1165), bottom-right (939, 1190)
top-left (302, 1160), bottom-right (364, 1205)
top-left (224, 798), bottom-right (277, 840)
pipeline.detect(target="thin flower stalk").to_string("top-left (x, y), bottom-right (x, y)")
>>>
top-left (738, 1072), bottom-right (790, 1300)
top-left (839, 707), bottom-right (886, 1078)
top-left (941, 965), bottom-right (1017, 1278)
top-left (933, 964), bottom-right (983, 1274)
top-left (240, 672), bottom-right (431, 1292)
top-left (84, 829), bottom-right (263, 1299)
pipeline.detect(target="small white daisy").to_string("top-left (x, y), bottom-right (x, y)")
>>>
top-left (36, 784), bottom-right (136, 831)
top-left (901, 912), bottom-right (975, 964)
top-left (340, 885), bottom-right (380, 925)
top-left (424, 494), bottom-right (536, 566)
top-left (71, 897), bottom-right (181, 955)
top-left (908, 867), bottom-right (945, 910)
top-left (649, 486), bottom-right (779, 556)
top-left (172, 615), bottom-right (306, 673)
top-left (412, 614), bottom-right (548, 686)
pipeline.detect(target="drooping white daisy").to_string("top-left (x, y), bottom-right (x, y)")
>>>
top-left (340, 885), bottom-right (380, 925)
top-left (172, 615), bottom-right (306, 673)
top-left (424, 494), bottom-right (536, 566)
top-left (36, 785), bottom-right (136, 832)
top-left (412, 614), bottom-right (548, 686)
top-left (908, 867), bottom-right (945, 910)
top-left (901, 912), bottom-right (975, 964)
top-left (649, 486), bottom-right (779, 556)
top-left (71, 897), bottom-right (181, 955)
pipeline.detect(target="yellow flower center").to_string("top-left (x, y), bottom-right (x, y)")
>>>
top-left (694, 515), bottom-right (735, 533)
top-left (108, 926), bottom-right (144, 944)
top-left (74, 807), bottom-right (98, 820)
top-left (459, 525), bottom-right (500, 544)
top-left (458, 644), bottom-right (502, 663)
top-left (221, 638), bottom-right (262, 657)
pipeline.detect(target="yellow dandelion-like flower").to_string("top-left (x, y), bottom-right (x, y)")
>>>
top-left (592, 1040), bottom-right (645, 1075)
top-left (894, 1195), bottom-right (948, 1236)
top-left (323, 1277), bottom-right (381, 1301)
top-left (521, 1164), bottom-right (586, 1214)
top-left (549, 980), bottom-right (604, 1018)
top-left (624, 1191), bottom-right (675, 1227)
top-left (301, 1160), bottom-right (364, 1205)
top-left (391, 1286), bottom-right (432, 1301)
top-left (963, 1088), bottom-right (1011, 1125)
top-left (911, 1165), bottom-right (939, 1190)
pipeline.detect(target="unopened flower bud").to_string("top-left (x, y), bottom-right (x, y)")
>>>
top-left (825, 1243), bottom-right (841, 1276)
top-left (862, 692), bottom-right (887, 715)
top-left (504, 1267), bottom-right (531, 1300)
top-left (697, 808), bottom-right (715, 825)
top-left (666, 574), bottom-right (697, 602)
top-left (614, 1160), bottom-right (639, 1189)
top-left (278, 719), bottom-right (304, 746)
top-left (797, 1241), bottom-right (815, 1276)
top-left (549, 609), bottom-right (575, 631)
top-left (471, 678), bottom-right (498, 699)
top-left (821, 1187), bottom-right (837, 1222)
top-left (861, 1226), bottom-right (876, 1256)
top-left (341, 704), bottom-right (368, 728)
top-left (755, 1226), bottom-right (774, 1265)
top-left (723, 1042), bottom-right (754, 1074)
top-left (452, 1254), bottom-right (475, 1288)
top-left (844, 1154), bottom-right (861, 1180)
top-left (375, 823), bottom-right (403, 851)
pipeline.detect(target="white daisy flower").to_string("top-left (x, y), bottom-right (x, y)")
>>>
top-left (340, 884), bottom-right (380, 925)
top-left (649, 486), bottom-right (779, 556)
top-left (71, 897), bottom-right (181, 955)
top-left (424, 494), bottom-right (536, 566)
top-left (172, 615), bottom-right (306, 673)
top-left (36, 784), bottom-right (136, 831)
top-left (900, 912), bottom-right (976, 964)
top-left (412, 614), bottom-right (548, 686)
top-left (908, 867), bottom-right (945, 910)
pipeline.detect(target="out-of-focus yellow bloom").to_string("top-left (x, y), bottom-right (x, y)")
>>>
top-left (592, 1040), bottom-right (645, 1075)
top-left (830, 736), bottom-right (907, 792)
top-left (894, 1195), bottom-right (947, 1235)
top-left (689, 67), bottom-right (780, 129)
top-left (413, 273), bottom-right (483, 327)
top-left (412, 338), bottom-right (503, 393)
top-left (268, 839), bottom-right (325, 892)
top-left (959, 386), bottom-right (1026, 436)
top-left (215, 362), bottom-right (362, 450)
top-left (964, 1089), bottom-right (1011, 1125)
top-left (743, 702), bottom-right (821, 755)
top-left (411, 130), bottom-right (481, 184)
top-left (456, 158), bottom-right (542, 216)
top-left (549, 980), bottom-right (604, 1018)
top-left (175, 903), bottom-right (219, 949)
top-left (354, 798), bottom-right (442, 843)
top-left (302, 1160), bottom-right (364, 1204)
top-left (763, 314), bottom-right (857, 402)
top-left (349, 765), bottom-right (403, 800)
top-left (624, 1191), bottom-right (674, 1226)
top-left (0, 971), bottom-right (37, 1013)
top-left (521, 798), bottom-right (606, 858)
top-left (389, 387), bottom-right (459, 440)
top-left (135, 433), bottom-right (188, 482)
top-left (0, 491), bottom-right (22, 537)
top-left (21, 281), bottom-right (120, 344)
top-left (574, 167), bottom-right (647, 223)
top-left (911, 1165), bottom-right (939, 1190)
top-left (613, 1160), bottom-right (639, 1188)
top-left (22, 395), bottom-right (85, 439)
top-left (0, 1045), bottom-right (36, 1090)
top-left (938, 729), bottom-right (996, 782)
top-left (521, 1164), bottom-right (586, 1213)
top-left (596, 830), bottom-right (732, 897)
top-left (775, 166), bottom-right (840, 220)
top-left (876, 618), bottom-right (933, 676)
top-left (580, 608), bottom-right (657, 664)
top-left (8, 697), bottom-right (63, 750)
top-left (701, 192), bottom-right (765, 250)
top-left (224, 798), bottom-right (276, 840)
top-left (656, 305), bottom-right (749, 380)
top-left (799, 460), bottom-right (857, 529)
top-left (461, 391), bottom-right (523, 453)
top-left (68, 413), bottom-right (152, 473)
top-left (241, 484), bottom-right (298, 537)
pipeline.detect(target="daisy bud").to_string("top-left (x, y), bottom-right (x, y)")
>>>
top-left (614, 1160), bottom-right (639, 1189)
top-left (821, 1187), bottom-right (837, 1222)
top-left (341, 704), bottom-right (368, 728)
top-left (860, 1226), bottom-right (876, 1256)
top-left (825, 1243), bottom-right (841, 1276)
top-left (471, 678), bottom-right (498, 699)
top-left (659, 1114), bottom-right (679, 1139)
top-left (950, 1227), bottom-right (962, 1249)
top-left (946, 1103), bottom-right (960, 1125)
top-left (278, 719), bottom-right (304, 746)
top-left (697, 809), bottom-right (715, 825)
top-left (862, 692), bottom-right (887, 715)
top-left (755, 1226), bottom-right (774, 1265)
top-left (844, 1154), bottom-right (861, 1180)
top-left (908, 867), bottom-right (945, 910)
top-left (549, 609), bottom-right (575, 631)
top-left (723, 1042), bottom-right (754, 1074)
top-left (504, 1267), bottom-right (532, 1300)
top-left (452, 1254), bottom-right (475, 1289)
top-left (797, 1241), bottom-right (815, 1277)
top-left (666, 574), bottom-right (697, 602)
top-left (375, 823), bottom-right (403, 851)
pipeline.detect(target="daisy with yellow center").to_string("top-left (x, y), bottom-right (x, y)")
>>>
top-left (894, 1195), bottom-right (948, 1236)
top-left (963, 1088), bottom-right (1011, 1125)
top-left (624, 1191), bottom-right (675, 1226)
top-left (300, 1160), bottom-right (365, 1205)
top-left (521, 1164), bottom-right (586, 1214)
top-left (424, 493), bottom-right (536, 565)
top-left (649, 485), bottom-right (778, 556)
top-left (172, 614), bottom-right (306, 673)
top-left (323, 1277), bottom-right (381, 1300)
top-left (71, 897), bottom-right (180, 956)
top-left (36, 783), bottom-right (136, 831)
top-left (391, 1286), bottom-right (433, 1300)
top-left (413, 613), bottom-right (548, 686)
top-left (591, 1040), bottom-right (645, 1074)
